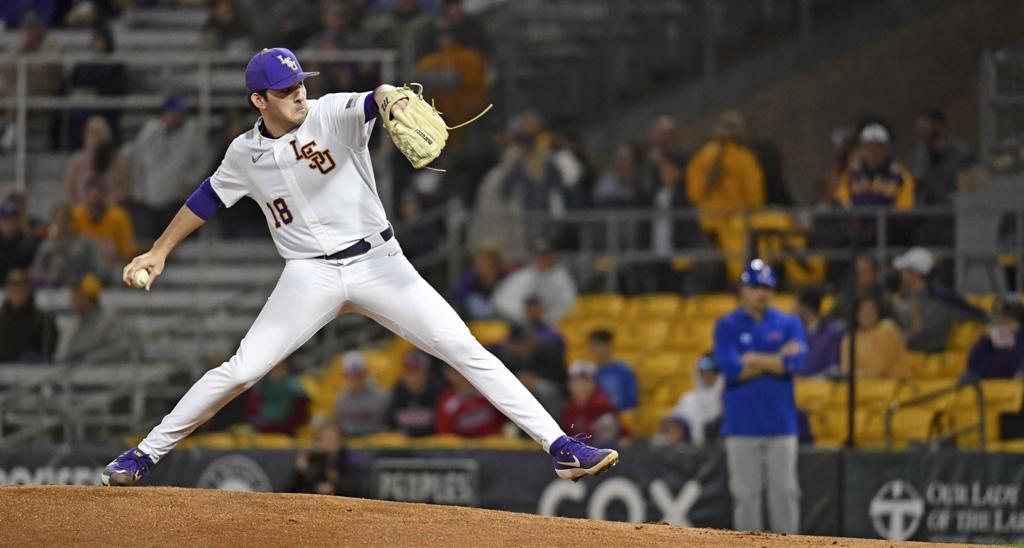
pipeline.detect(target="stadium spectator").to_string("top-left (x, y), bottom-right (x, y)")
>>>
top-left (686, 111), bottom-right (765, 280)
top-left (70, 176), bottom-right (135, 265)
top-left (841, 293), bottom-right (907, 380)
top-left (32, 204), bottom-right (104, 288)
top-left (396, 191), bottom-right (439, 261)
top-left (435, 367), bottom-right (506, 438)
top-left (2, 188), bottom-right (46, 239)
top-left (891, 247), bottom-right (981, 353)
top-left (652, 416), bottom-right (691, 447)
top-left (593, 142), bottom-right (641, 207)
top-left (331, 351), bottom-right (388, 437)
top-left (514, 364), bottom-right (564, 421)
top-left (715, 260), bottom-right (805, 534)
top-left (641, 115), bottom-right (688, 203)
top-left (835, 123), bottom-right (915, 244)
top-left (0, 198), bottom-right (39, 282)
top-left (830, 255), bottom-right (887, 323)
top-left (413, 32), bottom-right (488, 136)
top-left (305, 3), bottom-right (377, 96)
top-left (496, 113), bottom-right (565, 240)
top-left (450, 244), bottom-right (505, 320)
top-left (437, 0), bottom-right (491, 55)
top-left (560, 361), bottom-right (619, 439)
top-left (586, 329), bottom-right (638, 412)
top-left (523, 295), bottom-right (566, 355)
top-left (668, 354), bottom-right (723, 447)
top-left (200, 0), bottom-right (253, 53)
top-left (912, 109), bottom-right (974, 206)
top-left (364, 0), bottom-right (434, 65)
top-left (63, 26), bottom-right (127, 150)
top-left (814, 127), bottom-right (855, 206)
top-left (385, 351), bottom-right (442, 437)
top-left (500, 324), bottom-right (566, 388)
top-left (262, 0), bottom-right (319, 51)
top-left (125, 93), bottom-right (210, 238)
top-left (0, 269), bottom-right (58, 363)
top-left (550, 133), bottom-right (591, 209)
top-left (3, 11), bottom-right (61, 97)
top-left (290, 422), bottom-right (355, 496)
top-left (963, 297), bottom-right (1024, 381)
top-left (491, 239), bottom-right (577, 324)
top-left (245, 360), bottom-right (310, 435)
top-left (64, 115), bottom-right (131, 205)
top-left (796, 287), bottom-right (843, 378)
top-left (54, 273), bottom-right (135, 364)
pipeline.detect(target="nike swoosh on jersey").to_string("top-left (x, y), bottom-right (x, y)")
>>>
top-left (556, 456), bottom-right (581, 468)
top-left (252, 151), bottom-right (265, 163)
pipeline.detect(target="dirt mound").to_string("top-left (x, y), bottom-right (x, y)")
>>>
top-left (0, 485), bottom-right (951, 547)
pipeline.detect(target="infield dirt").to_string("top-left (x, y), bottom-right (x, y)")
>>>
top-left (0, 485), bottom-right (965, 547)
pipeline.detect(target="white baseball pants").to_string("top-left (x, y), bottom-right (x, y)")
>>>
top-left (138, 237), bottom-right (565, 461)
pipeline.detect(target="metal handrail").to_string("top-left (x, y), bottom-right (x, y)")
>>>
top-left (884, 377), bottom-right (986, 451)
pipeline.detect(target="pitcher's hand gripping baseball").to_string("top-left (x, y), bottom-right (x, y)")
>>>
top-left (376, 83), bottom-right (492, 170)
top-left (123, 251), bottom-right (165, 291)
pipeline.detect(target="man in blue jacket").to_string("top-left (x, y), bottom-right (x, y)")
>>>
top-left (714, 259), bottom-right (807, 534)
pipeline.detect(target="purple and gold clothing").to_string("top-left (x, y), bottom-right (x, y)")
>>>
top-left (835, 157), bottom-right (915, 210)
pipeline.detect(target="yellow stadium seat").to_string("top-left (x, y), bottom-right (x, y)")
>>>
top-left (966, 294), bottom-right (996, 313)
top-left (250, 433), bottom-right (297, 449)
top-left (821, 295), bottom-right (837, 316)
top-left (363, 349), bottom-right (401, 389)
top-left (853, 378), bottom-right (898, 410)
top-left (889, 408), bottom-right (937, 448)
top-left (468, 320), bottom-right (510, 347)
top-left (637, 351), bottom-right (692, 381)
top-left (856, 410), bottom-right (889, 448)
top-left (665, 318), bottom-right (716, 352)
top-left (571, 294), bottom-right (626, 319)
top-left (771, 293), bottom-right (797, 313)
top-left (691, 293), bottom-right (738, 319)
top-left (981, 380), bottom-right (1024, 413)
top-left (615, 319), bottom-right (672, 352)
top-left (626, 293), bottom-right (683, 320)
top-left (191, 432), bottom-right (240, 450)
top-left (903, 352), bottom-right (929, 378)
top-left (948, 322), bottom-right (985, 352)
top-left (794, 378), bottom-right (837, 413)
top-left (942, 351), bottom-right (968, 376)
top-left (818, 407), bottom-right (850, 446)
top-left (894, 379), bottom-right (956, 411)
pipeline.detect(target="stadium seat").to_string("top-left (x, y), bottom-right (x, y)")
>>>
top-left (888, 408), bottom-right (938, 448)
top-left (981, 380), bottom-right (1024, 413)
top-left (570, 294), bottom-right (626, 319)
top-left (624, 294), bottom-right (683, 320)
top-left (794, 378), bottom-right (837, 413)
top-left (966, 294), bottom-right (996, 313)
top-left (615, 319), bottom-right (673, 352)
top-left (903, 352), bottom-right (929, 377)
top-left (364, 349), bottom-right (401, 389)
top-left (947, 322), bottom-right (985, 352)
top-left (665, 318), bottom-right (715, 352)
top-left (250, 433), bottom-right (297, 449)
top-left (770, 293), bottom-right (797, 313)
top-left (853, 378), bottom-right (898, 410)
top-left (690, 293), bottom-right (738, 320)
top-left (897, 379), bottom-right (958, 409)
top-left (468, 320), bottom-right (510, 347)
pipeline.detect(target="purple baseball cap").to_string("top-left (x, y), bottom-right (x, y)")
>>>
top-left (245, 48), bottom-right (319, 93)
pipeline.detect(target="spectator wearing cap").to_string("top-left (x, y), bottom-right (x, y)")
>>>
top-left (0, 198), bottom-right (39, 282)
top-left (500, 324), bottom-right (566, 388)
top-left (841, 293), bottom-right (907, 380)
top-left (331, 351), bottom-right (388, 437)
top-left (586, 329), bottom-right (638, 412)
top-left (450, 244), bottom-right (505, 320)
top-left (892, 247), bottom-right (982, 353)
top-left (385, 351), bottom-right (443, 437)
top-left (962, 297), bottom-right (1024, 381)
top-left (668, 354), bottom-right (724, 447)
top-left (245, 359), bottom-right (310, 435)
top-left (829, 255), bottom-right (888, 323)
top-left (912, 109), bottom-right (974, 206)
top-left (54, 273), bottom-right (136, 364)
top-left (0, 269), bottom-right (58, 362)
top-left (435, 367), bottom-right (506, 438)
top-left (796, 288), bottom-right (843, 378)
top-left (715, 259), bottom-right (806, 534)
top-left (32, 204), bottom-right (105, 288)
top-left (560, 361), bottom-right (619, 439)
top-left (491, 239), bottom-right (577, 325)
top-left (125, 92), bottom-right (210, 237)
top-left (70, 176), bottom-right (136, 265)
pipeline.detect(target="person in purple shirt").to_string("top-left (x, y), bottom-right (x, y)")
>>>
top-left (795, 287), bottom-right (843, 378)
top-left (524, 295), bottom-right (567, 355)
top-left (962, 298), bottom-right (1024, 382)
top-left (587, 329), bottom-right (639, 411)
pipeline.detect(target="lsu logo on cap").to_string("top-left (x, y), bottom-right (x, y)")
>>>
top-left (277, 54), bottom-right (298, 72)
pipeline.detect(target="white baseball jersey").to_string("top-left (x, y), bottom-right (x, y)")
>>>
top-left (209, 92), bottom-right (389, 259)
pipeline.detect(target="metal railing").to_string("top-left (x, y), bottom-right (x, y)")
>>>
top-left (884, 377), bottom-right (986, 451)
top-left (0, 49), bottom-right (398, 190)
top-left (980, 49), bottom-right (1024, 169)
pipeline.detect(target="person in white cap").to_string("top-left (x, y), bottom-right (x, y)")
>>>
top-left (891, 247), bottom-right (975, 353)
top-left (835, 123), bottom-right (915, 211)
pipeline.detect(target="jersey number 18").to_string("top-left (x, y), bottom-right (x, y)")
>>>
top-left (265, 197), bottom-right (293, 228)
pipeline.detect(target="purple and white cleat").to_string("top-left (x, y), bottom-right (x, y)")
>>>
top-left (550, 434), bottom-right (619, 481)
top-left (100, 447), bottom-right (154, 486)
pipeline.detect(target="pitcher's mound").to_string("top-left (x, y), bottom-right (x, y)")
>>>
top-left (0, 485), bottom-right (945, 546)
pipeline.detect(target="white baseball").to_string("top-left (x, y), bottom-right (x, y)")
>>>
top-left (133, 269), bottom-right (150, 289)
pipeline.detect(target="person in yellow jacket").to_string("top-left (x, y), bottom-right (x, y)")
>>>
top-left (835, 123), bottom-right (915, 210)
top-left (70, 176), bottom-right (136, 265)
top-left (841, 293), bottom-right (908, 380)
top-left (686, 110), bottom-right (765, 279)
